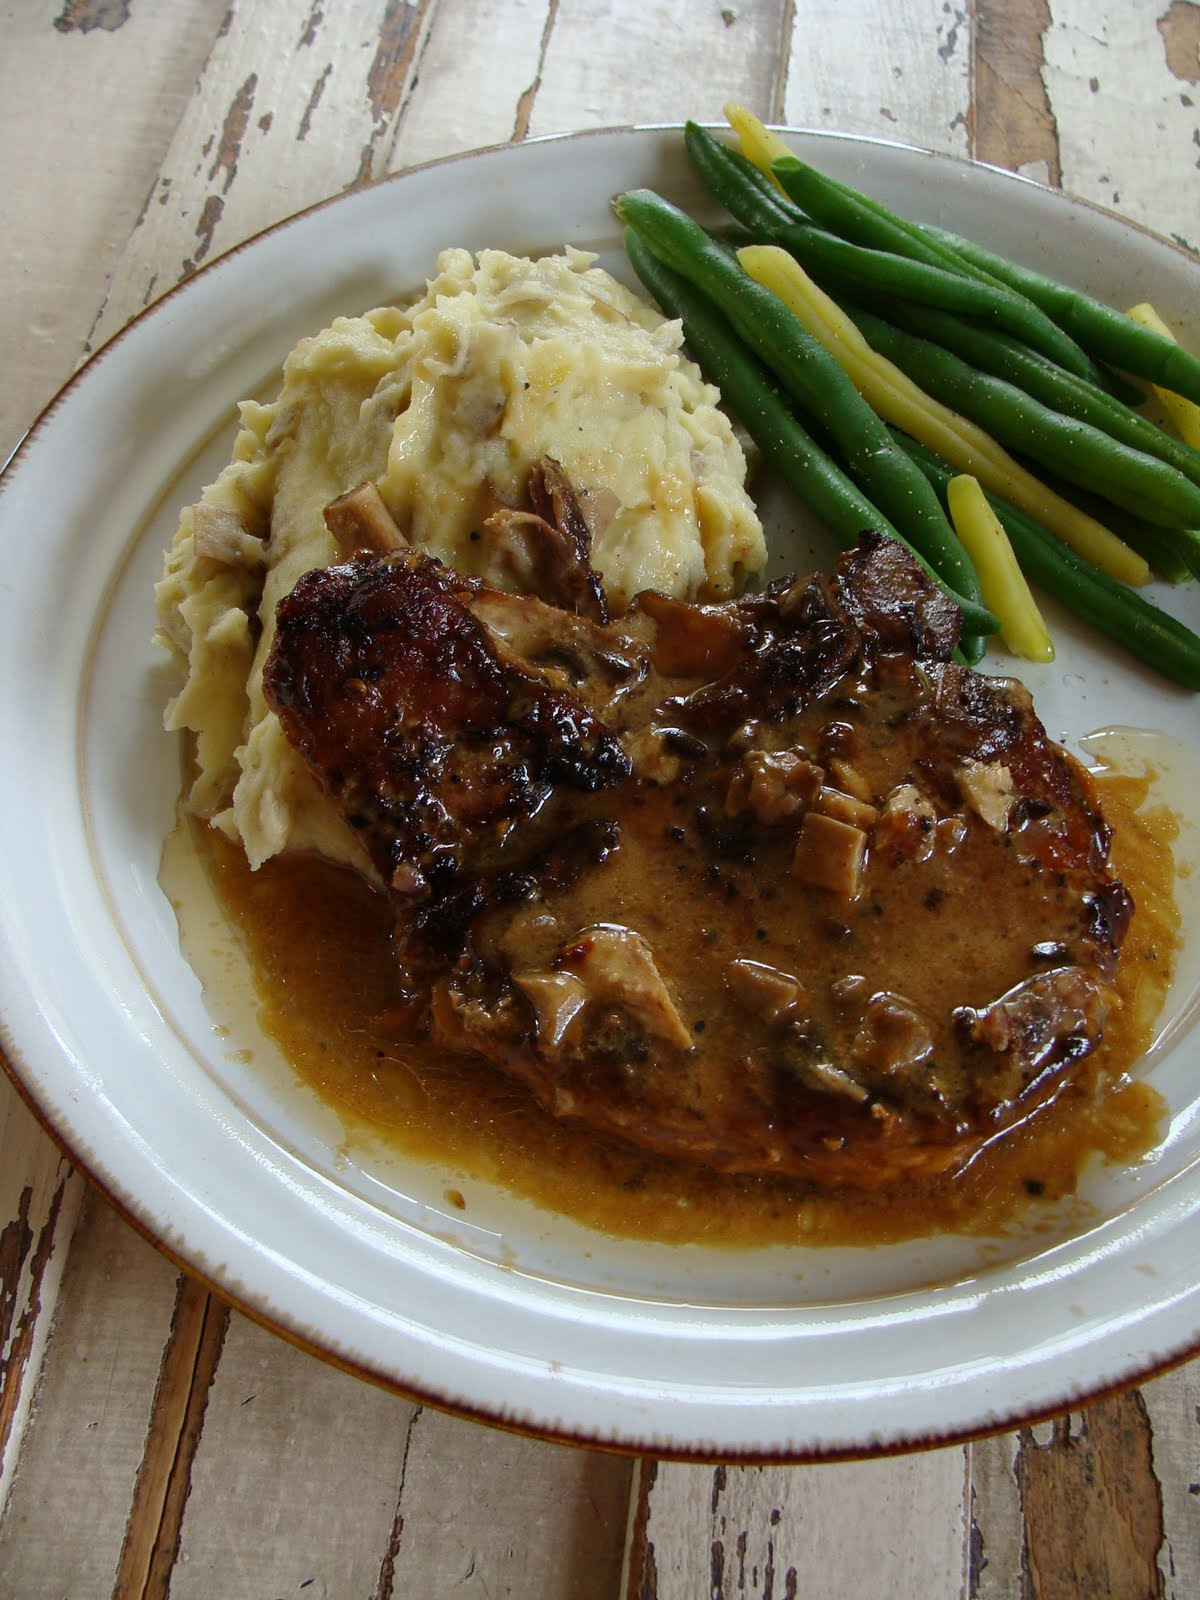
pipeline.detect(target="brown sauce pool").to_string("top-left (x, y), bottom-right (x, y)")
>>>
top-left (187, 763), bottom-right (1179, 1248)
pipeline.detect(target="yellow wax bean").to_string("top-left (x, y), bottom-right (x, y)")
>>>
top-left (1127, 302), bottom-right (1200, 450)
top-left (722, 101), bottom-right (792, 194)
top-left (737, 244), bottom-right (1151, 588)
top-left (947, 475), bottom-right (1054, 662)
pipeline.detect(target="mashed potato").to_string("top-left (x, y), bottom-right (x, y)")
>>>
top-left (156, 246), bottom-right (765, 872)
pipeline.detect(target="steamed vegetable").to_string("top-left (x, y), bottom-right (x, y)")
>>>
top-left (613, 187), bottom-right (990, 613)
top-left (946, 475), bottom-right (1054, 662)
top-left (899, 433), bottom-right (1200, 689)
top-left (735, 243), bottom-right (1150, 587)
top-left (621, 224), bottom-right (997, 638)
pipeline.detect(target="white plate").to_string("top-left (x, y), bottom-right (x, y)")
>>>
top-left (1, 127), bottom-right (1199, 1461)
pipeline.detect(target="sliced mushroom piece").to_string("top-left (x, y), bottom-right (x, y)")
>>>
top-left (814, 786), bottom-right (879, 829)
top-left (191, 503), bottom-right (267, 570)
top-left (958, 758), bottom-right (1016, 831)
top-left (324, 481), bottom-right (409, 555)
top-left (636, 588), bottom-right (748, 677)
top-left (552, 923), bottom-right (692, 1050)
top-left (790, 810), bottom-right (868, 898)
top-left (724, 959), bottom-right (809, 1026)
top-left (851, 991), bottom-right (935, 1082)
top-left (482, 456), bottom-right (608, 622)
top-left (514, 969), bottom-right (590, 1050)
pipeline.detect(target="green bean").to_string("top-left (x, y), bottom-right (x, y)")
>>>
top-left (922, 224), bottom-right (1200, 405)
top-left (773, 220), bottom-right (1111, 389)
top-left (620, 223), bottom-right (998, 642)
top-left (869, 297), bottom-right (1200, 491)
top-left (770, 153), bottom-right (991, 280)
top-left (894, 431), bottom-right (1200, 689)
top-left (848, 307), bottom-right (1200, 530)
top-left (613, 188), bottom-right (987, 611)
top-left (683, 122), bottom-right (799, 236)
top-left (1023, 470), bottom-right (1200, 584)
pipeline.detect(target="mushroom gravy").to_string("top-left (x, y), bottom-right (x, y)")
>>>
top-left (174, 757), bottom-right (1179, 1249)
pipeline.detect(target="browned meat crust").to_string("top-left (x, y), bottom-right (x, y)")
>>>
top-left (263, 530), bottom-right (1131, 1188)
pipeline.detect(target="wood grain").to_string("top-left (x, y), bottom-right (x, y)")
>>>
top-left (88, 0), bottom-right (441, 350)
top-left (111, 1277), bottom-right (231, 1600)
top-left (626, 1452), bottom-right (969, 1599)
top-left (971, 0), bottom-right (1062, 182)
top-left (1016, 1396), bottom-right (1165, 1600)
top-left (0, 0), bottom-right (230, 458)
top-left (630, 1452), bottom-right (979, 1600)
top-left (1042, 0), bottom-right (1200, 247)
top-left (781, 0), bottom-right (971, 151)
top-left (0, 1191), bottom-right (181, 1594)
top-left (0, 1088), bottom-right (82, 1512)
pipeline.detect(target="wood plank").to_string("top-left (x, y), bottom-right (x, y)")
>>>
top-left (392, 0), bottom-right (794, 171)
top-left (1142, 1364), bottom-right (1200, 1600)
top-left (0, 0), bottom-right (230, 460)
top-left (972, 0), bottom-right (1062, 182)
top-left (0, 1086), bottom-right (83, 1518)
top-left (1015, 1397), bottom-right (1165, 1600)
top-left (164, 1314), bottom-right (410, 1600)
top-left (0, 1189), bottom-right (182, 1594)
top-left (523, 0), bottom-right (792, 136)
top-left (389, 0), bottom-right (552, 168)
top-left (965, 1430), bottom-right (1025, 1600)
top-left (87, 0), bottom-right (442, 351)
top-left (1042, 0), bottom-right (1200, 246)
top-left (110, 1277), bottom-right (231, 1600)
top-left (384, 1406), bottom-right (633, 1598)
top-left (625, 1451), bottom-right (969, 1599)
top-left (781, 0), bottom-right (971, 153)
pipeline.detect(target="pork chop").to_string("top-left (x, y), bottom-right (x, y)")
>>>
top-left (263, 527), bottom-right (1131, 1188)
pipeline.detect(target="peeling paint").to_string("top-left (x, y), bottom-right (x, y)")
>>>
top-left (354, 0), bottom-right (438, 185)
top-left (972, 0), bottom-right (1062, 186)
top-left (53, 0), bottom-right (131, 34)
top-left (298, 63), bottom-right (333, 142)
top-left (0, 1177), bottom-right (67, 1490)
top-left (185, 193), bottom-right (225, 275)
top-left (514, 0), bottom-right (560, 142)
top-left (208, 73), bottom-right (258, 194)
top-left (1015, 1394), bottom-right (1165, 1600)
top-left (939, 7), bottom-right (966, 63)
top-left (298, 0), bottom-right (325, 50)
top-left (1159, 0), bottom-right (1200, 84)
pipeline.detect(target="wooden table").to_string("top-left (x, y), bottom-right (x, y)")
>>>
top-left (2, 2), bottom-right (1197, 1594)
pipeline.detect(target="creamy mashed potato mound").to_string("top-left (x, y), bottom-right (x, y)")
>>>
top-left (156, 246), bottom-right (764, 871)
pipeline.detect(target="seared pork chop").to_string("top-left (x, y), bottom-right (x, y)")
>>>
top-left (263, 530), bottom-right (1131, 1188)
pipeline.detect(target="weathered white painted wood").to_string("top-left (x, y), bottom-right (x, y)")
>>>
top-left (523, 0), bottom-right (792, 137)
top-left (0, 0), bottom-right (228, 1537)
top-left (384, 1406), bottom-right (632, 1598)
top-left (632, 1453), bottom-right (969, 1599)
top-left (0, 0), bottom-right (229, 460)
top-left (1044, 0), bottom-right (1200, 248)
top-left (781, 0), bottom-right (971, 153)
top-left (965, 1432), bottom-right (1025, 1600)
top-left (0, 1090), bottom-right (83, 1518)
top-left (88, 0), bottom-right (441, 351)
top-left (390, 0), bottom-right (551, 167)
top-left (168, 1313), bottom-right (420, 1600)
top-left (1142, 1365), bottom-right (1200, 1600)
top-left (0, 1190), bottom-right (181, 1596)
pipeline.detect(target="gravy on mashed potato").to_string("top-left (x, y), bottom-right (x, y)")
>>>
top-left (155, 246), bottom-right (764, 875)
